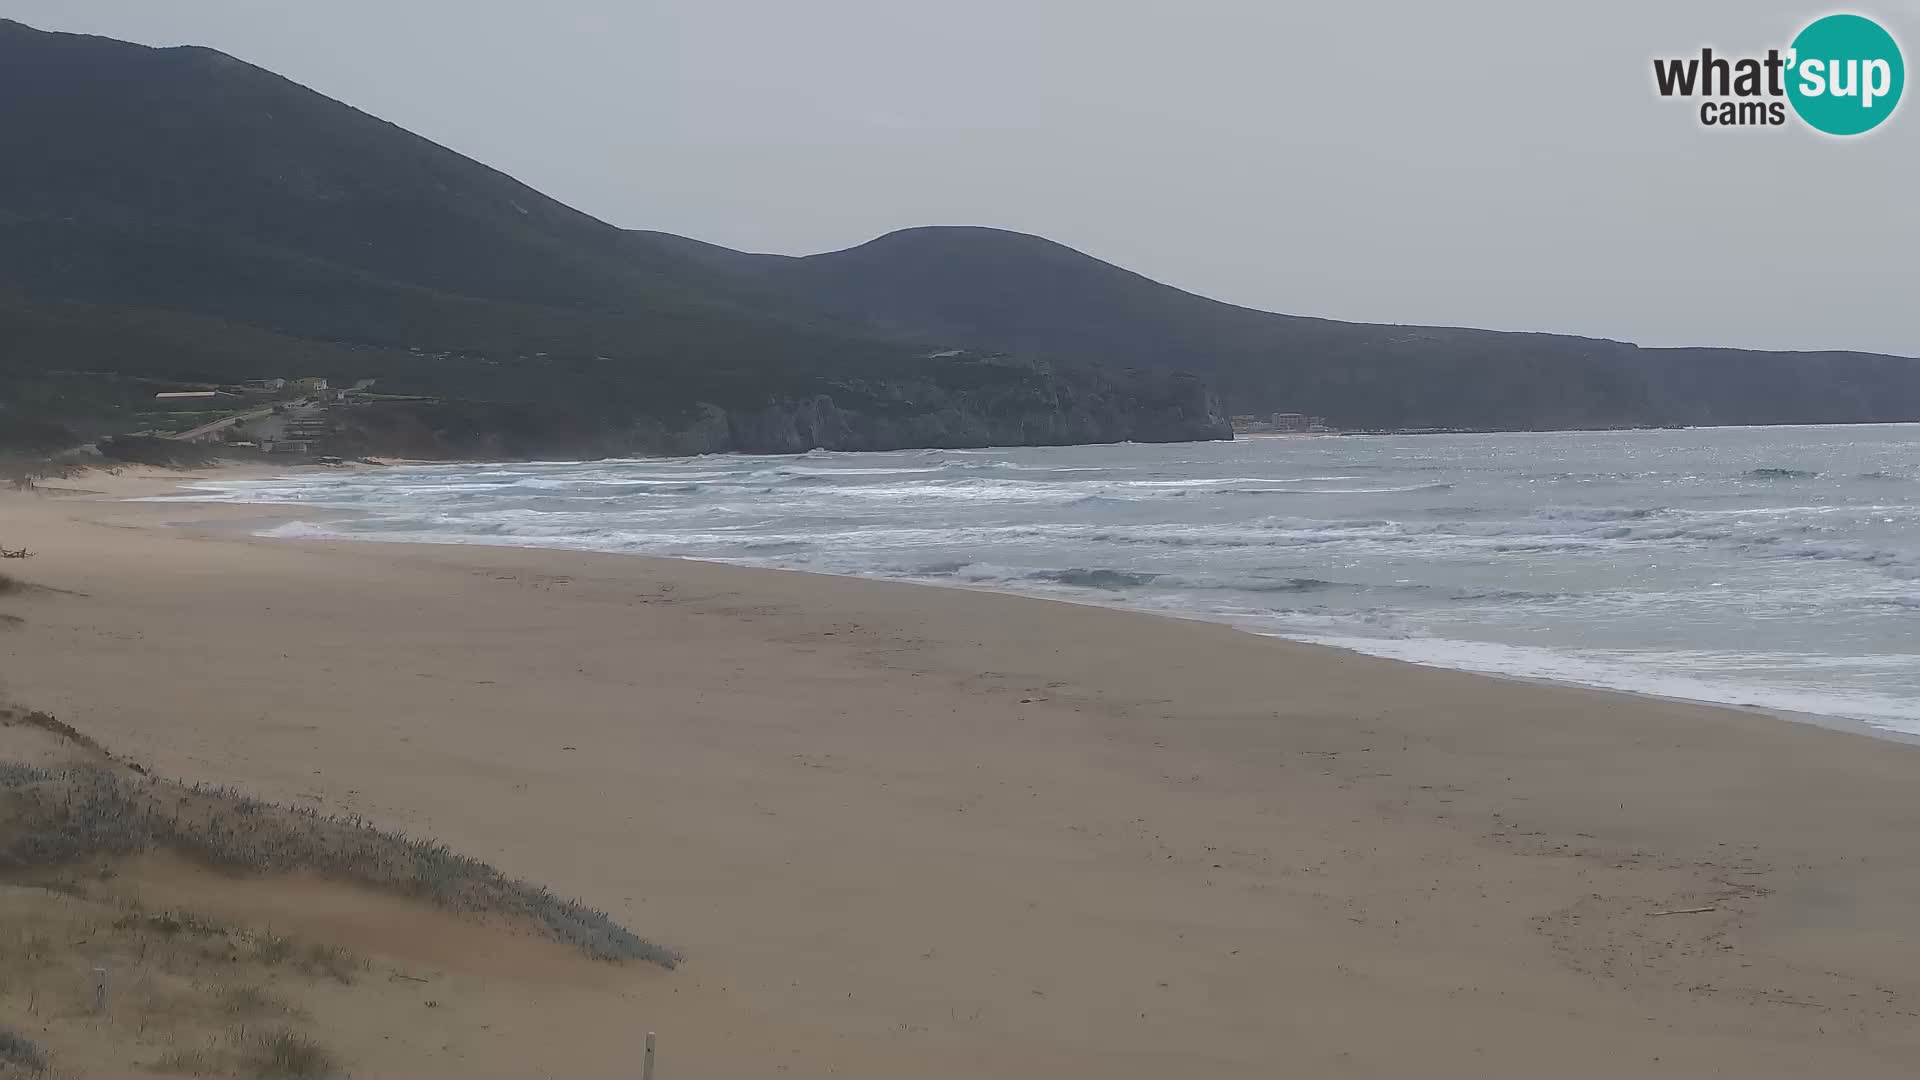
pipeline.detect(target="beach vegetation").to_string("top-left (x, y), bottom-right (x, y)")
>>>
top-left (0, 880), bottom-right (343, 1078)
top-left (0, 706), bottom-right (676, 1075)
top-left (95, 435), bottom-right (222, 468)
top-left (144, 1025), bottom-right (337, 1078)
top-left (245, 1028), bottom-right (338, 1080)
top-left (216, 984), bottom-right (298, 1019)
top-left (0, 708), bottom-right (678, 967)
top-left (0, 1026), bottom-right (49, 1074)
top-left (252, 932), bottom-right (297, 967)
top-left (299, 943), bottom-right (362, 983)
top-left (0, 763), bottom-right (54, 788)
top-left (146, 1045), bottom-right (223, 1075)
top-left (1, 707), bottom-right (109, 757)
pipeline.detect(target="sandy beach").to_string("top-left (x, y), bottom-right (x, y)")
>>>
top-left (6, 465), bottom-right (1920, 1076)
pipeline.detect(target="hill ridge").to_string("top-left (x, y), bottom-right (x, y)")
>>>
top-left (0, 18), bottom-right (1229, 455)
top-left (1, 16), bottom-right (1914, 446)
top-left (660, 222), bottom-right (1920, 429)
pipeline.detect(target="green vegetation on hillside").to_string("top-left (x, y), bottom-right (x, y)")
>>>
top-left (4, 16), bottom-right (1906, 449)
top-left (0, 19), bottom-right (1226, 456)
top-left (664, 224), bottom-right (1920, 430)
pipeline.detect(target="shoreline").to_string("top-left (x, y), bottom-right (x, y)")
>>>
top-left (141, 463), bottom-right (1920, 748)
top-left (11, 464), bottom-right (1920, 1073)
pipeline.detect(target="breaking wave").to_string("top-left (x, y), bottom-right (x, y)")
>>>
top-left (166, 425), bottom-right (1920, 734)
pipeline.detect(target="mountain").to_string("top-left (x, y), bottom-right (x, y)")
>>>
top-left (0, 19), bottom-right (1228, 455)
top-left (4, 17), bottom-right (1912, 454)
top-left (644, 225), bottom-right (1920, 430)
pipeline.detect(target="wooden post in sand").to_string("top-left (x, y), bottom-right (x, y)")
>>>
top-left (91, 967), bottom-right (108, 1014)
top-left (643, 1031), bottom-right (656, 1080)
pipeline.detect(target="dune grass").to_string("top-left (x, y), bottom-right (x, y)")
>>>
top-left (145, 1027), bottom-right (339, 1079)
top-left (0, 882), bottom-right (350, 1079)
top-left (244, 1029), bottom-right (339, 1080)
top-left (0, 763), bottom-right (54, 788)
top-left (146, 1045), bottom-right (222, 1076)
top-left (0, 1026), bottom-right (49, 1074)
top-left (0, 708), bottom-right (679, 967)
top-left (0, 708), bottom-right (107, 757)
top-left (0, 705), bottom-right (676, 1076)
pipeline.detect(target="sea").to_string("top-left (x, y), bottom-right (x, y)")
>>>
top-left (162, 425), bottom-right (1920, 736)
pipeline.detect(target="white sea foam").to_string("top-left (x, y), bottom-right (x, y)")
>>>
top-left (179, 426), bottom-right (1920, 735)
top-left (1289, 634), bottom-right (1920, 733)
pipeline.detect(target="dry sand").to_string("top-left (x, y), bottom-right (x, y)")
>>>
top-left (5, 465), bottom-right (1920, 1075)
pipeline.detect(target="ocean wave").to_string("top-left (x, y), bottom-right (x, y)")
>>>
top-left (1488, 540), bottom-right (1611, 553)
top-left (1772, 542), bottom-right (1918, 578)
top-left (276, 496), bottom-right (1894, 569)
top-left (1026, 568), bottom-right (1161, 589)
top-left (1148, 574), bottom-right (1382, 595)
top-left (1228, 482), bottom-right (1454, 496)
top-left (712, 476), bottom-right (1088, 503)
top-left (188, 434), bottom-right (1920, 734)
top-left (517, 480), bottom-right (704, 495)
top-left (1120, 476), bottom-right (1364, 488)
top-left (1527, 471), bottom-right (1654, 483)
top-left (947, 460), bottom-right (1106, 472)
top-left (909, 560), bottom-right (975, 576)
top-left (1284, 634), bottom-right (1920, 731)
top-left (948, 567), bottom-right (1565, 606)
top-left (768, 466), bottom-right (952, 477)
top-left (741, 539), bottom-right (815, 553)
top-left (1222, 575), bottom-right (1362, 593)
top-left (1449, 587), bottom-right (1568, 603)
top-left (522, 470), bottom-right (739, 484)
top-left (1533, 506), bottom-right (1668, 522)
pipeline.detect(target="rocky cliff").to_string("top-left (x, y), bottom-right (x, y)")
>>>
top-left (646, 364), bottom-right (1230, 455)
top-left (656, 225), bottom-right (1920, 430)
top-left (328, 358), bottom-right (1231, 460)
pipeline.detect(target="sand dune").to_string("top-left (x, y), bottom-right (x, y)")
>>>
top-left (4, 467), bottom-right (1920, 1075)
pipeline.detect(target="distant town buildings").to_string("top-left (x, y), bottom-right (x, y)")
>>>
top-left (137, 374), bottom-right (401, 454)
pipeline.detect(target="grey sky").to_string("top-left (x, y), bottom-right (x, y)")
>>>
top-left (4, 0), bottom-right (1916, 355)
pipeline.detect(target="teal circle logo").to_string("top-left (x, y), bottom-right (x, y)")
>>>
top-left (1787, 14), bottom-right (1904, 135)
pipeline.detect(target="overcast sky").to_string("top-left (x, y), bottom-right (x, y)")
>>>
top-left (4, 0), bottom-right (1916, 355)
